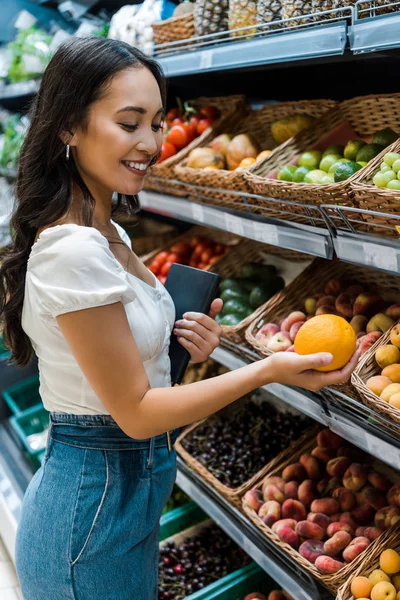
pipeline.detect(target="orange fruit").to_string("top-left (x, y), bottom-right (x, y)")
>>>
top-left (294, 314), bottom-right (357, 372)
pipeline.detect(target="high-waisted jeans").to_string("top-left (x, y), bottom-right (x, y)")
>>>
top-left (16, 413), bottom-right (178, 600)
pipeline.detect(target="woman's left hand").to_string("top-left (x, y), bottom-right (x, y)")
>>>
top-left (173, 298), bottom-right (223, 363)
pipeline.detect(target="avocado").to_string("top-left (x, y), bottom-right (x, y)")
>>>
top-left (239, 263), bottom-right (278, 281)
top-left (219, 314), bottom-right (243, 326)
top-left (220, 288), bottom-right (248, 303)
top-left (249, 286), bottom-right (273, 308)
top-left (220, 278), bottom-right (244, 292)
top-left (223, 298), bottom-right (252, 318)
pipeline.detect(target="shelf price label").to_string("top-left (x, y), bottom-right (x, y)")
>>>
top-left (252, 221), bottom-right (279, 246)
top-left (191, 203), bottom-right (205, 223)
top-left (363, 242), bottom-right (398, 273)
top-left (224, 213), bottom-right (245, 236)
top-left (199, 50), bottom-right (213, 70)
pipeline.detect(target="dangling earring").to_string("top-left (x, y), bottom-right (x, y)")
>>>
top-left (65, 144), bottom-right (70, 160)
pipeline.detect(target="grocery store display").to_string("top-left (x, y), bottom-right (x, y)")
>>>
top-left (228, 0), bottom-right (258, 39)
top-left (0, 112), bottom-right (28, 174)
top-left (162, 485), bottom-right (191, 514)
top-left (242, 427), bottom-right (400, 592)
top-left (194, 0), bottom-right (229, 36)
top-left (158, 522), bottom-right (251, 599)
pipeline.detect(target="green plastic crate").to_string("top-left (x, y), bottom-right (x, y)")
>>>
top-left (159, 501), bottom-right (206, 541)
top-left (189, 562), bottom-right (275, 600)
top-left (9, 404), bottom-right (49, 458)
top-left (3, 375), bottom-right (41, 415)
top-left (0, 334), bottom-right (10, 360)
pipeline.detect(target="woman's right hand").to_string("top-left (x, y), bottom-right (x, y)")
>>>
top-left (265, 350), bottom-right (360, 392)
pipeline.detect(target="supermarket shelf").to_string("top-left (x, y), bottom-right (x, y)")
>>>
top-left (211, 345), bottom-right (400, 470)
top-left (140, 191), bottom-right (333, 259)
top-left (350, 1), bottom-right (400, 53)
top-left (334, 230), bottom-right (400, 275)
top-left (176, 458), bottom-right (332, 600)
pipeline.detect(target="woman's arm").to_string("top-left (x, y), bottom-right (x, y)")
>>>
top-left (57, 302), bottom-right (358, 439)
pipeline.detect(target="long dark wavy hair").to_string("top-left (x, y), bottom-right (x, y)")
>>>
top-left (0, 37), bottom-right (166, 367)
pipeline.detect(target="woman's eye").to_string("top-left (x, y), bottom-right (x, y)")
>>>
top-left (152, 123), bottom-right (164, 132)
top-left (120, 123), bottom-right (138, 132)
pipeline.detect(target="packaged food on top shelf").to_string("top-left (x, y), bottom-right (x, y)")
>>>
top-left (194, 0), bottom-right (229, 37)
top-left (152, 1), bottom-right (195, 48)
top-left (228, 0), bottom-right (258, 39)
top-left (257, 0), bottom-right (283, 30)
top-left (242, 426), bottom-right (400, 595)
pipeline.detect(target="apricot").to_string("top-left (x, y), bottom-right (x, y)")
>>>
top-left (369, 570), bottom-right (391, 586)
top-left (323, 531), bottom-right (352, 557)
top-left (371, 582), bottom-right (396, 600)
top-left (298, 480), bottom-right (316, 507)
top-left (367, 376), bottom-right (393, 397)
top-left (282, 499), bottom-right (307, 522)
top-left (310, 498), bottom-right (339, 516)
top-left (299, 454), bottom-right (321, 481)
top-left (243, 489), bottom-right (264, 512)
top-left (380, 549), bottom-right (400, 575)
top-left (282, 463), bottom-right (307, 482)
top-left (314, 555), bottom-right (345, 574)
top-left (382, 364), bottom-right (400, 383)
top-left (299, 540), bottom-right (325, 564)
top-left (381, 383), bottom-right (400, 402)
top-left (351, 576), bottom-right (373, 599)
top-left (274, 523), bottom-right (300, 549)
top-left (392, 574), bottom-right (400, 591)
top-left (389, 393), bottom-right (400, 409)
top-left (284, 481), bottom-right (299, 500)
top-left (327, 456), bottom-right (351, 478)
top-left (390, 323), bottom-right (400, 349)
top-left (376, 345), bottom-right (400, 369)
top-left (295, 520), bottom-right (324, 541)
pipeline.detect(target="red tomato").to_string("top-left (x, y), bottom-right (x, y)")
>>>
top-left (188, 115), bottom-right (201, 137)
top-left (148, 262), bottom-right (160, 275)
top-left (208, 255), bottom-right (223, 265)
top-left (190, 236), bottom-right (203, 248)
top-left (167, 252), bottom-right (180, 264)
top-left (158, 275), bottom-right (167, 285)
top-left (196, 119), bottom-right (213, 136)
top-left (200, 106), bottom-right (220, 120)
top-left (201, 249), bottom-right (214, 264)
top-left (214, 243), bottom-right (225, 254)
top-left (194, 242), bottom-right (210, 255)
top-left (167, 124), bottom-right (194, 150)
top-left (161, 261), bottom-right (172, 276)
top-left (197, 262), bottom-right (207, 270)
top-left (155, 251), bottom-right (169, 265)
top-left (169, 242), bottom-right (191, 255)
top-left (171, 117), bottom-right (184, 126)
top-left (166, 107), bottom-right (181, 126)
top-left (158, 142), bottom-right (177, 163)
top-left (191, 247), bottom-right (203, 260)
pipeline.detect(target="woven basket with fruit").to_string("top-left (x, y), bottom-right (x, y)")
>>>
top-left (242, 428), bottom-right (400, 594)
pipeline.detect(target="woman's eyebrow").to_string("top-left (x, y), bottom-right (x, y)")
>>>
top-left (116, 106), bottom-right (165, 115)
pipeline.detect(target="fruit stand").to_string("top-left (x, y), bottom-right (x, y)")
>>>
top-left (2, 2), bottom-right (400, 600)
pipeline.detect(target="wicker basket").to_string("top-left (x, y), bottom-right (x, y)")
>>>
top-left (336, 524), bottom-right (400, 600)
top-left (242, 433), bottom-right (400, 595)
top-left (351, 138), bottom-right (400, 238)
top-left (174, 99), bottom-right (336, 210)
top-left (245, 94), bottom-right (400, 221)
top-left (352, 325), bottom-right (400, 424)
top-left (117, 217), bottom-right (180, 257)
top-left (144, 95), bottom-right (247, 197)
top-left (152, 13), bottom-right (195, 47)
top-left (209, 239), bottom-right (311, 343)
top-left (176, 409), bottom-right (318, 508)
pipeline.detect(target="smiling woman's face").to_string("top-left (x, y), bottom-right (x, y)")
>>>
top-left (70, 66), bottom-right (164, 198)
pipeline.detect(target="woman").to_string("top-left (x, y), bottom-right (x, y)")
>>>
top-left (0, 37), bottom-right (357, 600)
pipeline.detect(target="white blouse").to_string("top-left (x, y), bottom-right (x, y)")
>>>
top-left (22, 221), bottom-right (175, 415)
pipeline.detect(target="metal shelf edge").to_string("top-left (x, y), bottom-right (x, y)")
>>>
top-left (349, 13), bottom-right (400, 53)
top-left (333, 231), bottom-right (400, 275)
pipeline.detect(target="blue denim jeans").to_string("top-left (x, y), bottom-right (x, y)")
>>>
top-left (16, 414), bottom-right (178, 600)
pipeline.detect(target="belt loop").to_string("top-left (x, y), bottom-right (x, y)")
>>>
top-left (166, 431), bottom-right (172, 452)
top-left (146, 437), bottom-right (155, 469)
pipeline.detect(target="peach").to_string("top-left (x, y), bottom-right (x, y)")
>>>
top-left (390, 324), bottom-right (400, 349)
top-left (286, 311), bottom-right (307, 330)
top-left (315, 555), bottom-right (345, 574)
top-left (262, 477), bottom-right (285, 494)
top-left (282, 499), bottom-right (307, 522)
top-left (375, 505), bottom-right (400, 530)
top-left (272, 519), bottom-right (297, 533)
top-left (376, 344), bottom-right (400, 368)
top-left (259, 501), bottom-right (282, 527)
top-left (323, 531), bottom-right (352, 557)
top-left (342, 537), bottom-right (370, 562)
top-left (316, 295), bottom-right (336, 309)
top-left (382, 364), bottom-right (400, 383)
top-left (355, 526), bottom-right (367, 537)
top-left (380, 549), bottom-right (400, 574)
top-left (363, 486), bottom-right (387, 510)
top-left (268, 332), bottom-right (292, 352)
top-left (343, 464), bottom-right (368, 491)
top-left (282, 464), bottom-right (307, 482)
top-left (340, 512), bottom-right (358, 530)
top-left (327, 521), bottom-right (354, 537)
top-left (335, 293), bottom-right (354, 318)
top-left (332, 487), bottom-right (356, 512)
top-left (357, 331), bottom-right (367, 340)
top-left (369, 570), bottom-right (391, 586)
top-left (285, 345), bottom-right (295, 353)
top-left (299, 540), bottom-right (325, 564)
top-left (284, 481), bottom-right (299, 500)
top-left (367, 313), bottom-right (395, 334)
top-left (295, 520), bottom-right (324, 541)
top-left (330, 513), bottom-right (341, 523)
top-left (386, 304), bottom-right (400, 320)
top-left (387, 484), bottom-right (400, 506)
top-left (316, 479), bottom-right (329, 495)
top-left (352, 504), bottom-right (375, 525)
top-left (368, 471), bottom-right (393, 491)
top-left (351, 576), bottom-right (373, 599)
top-left (328, 477), bottom-right (343, 495)
top-left (280, 317), bottom-right (290, 332)
top-left (347, 284), bottom-right (365, 298)
top-left (324, 279), bottom-right (345, 296)
top-left (327, 457), bottom-right (351, 478)
top-left (304, 297), bottom-right (317, 315)
top-left (381, 383), bottom-right (400, 403)
top-left (367, 376), bottom-right (393, 397)
top-left (289, 321), bottom-right (305, 342)
top-left (243, 489), bottom-right (264, 512)
top-left (310, 498), bottom-right (339, 516)
top-left (364, 526), bottom-right (384, 541)
top-left (316, 305), bottom-right (337, 316)
top-left (256, 323), bottom-right (280, 342)
top-left (359, 331), bottom-right (383, 354)
top-left (353, 292), bottom-right (385, 318)
top-left (274, 524), bottom-right (300, 549)
top-left (298, 480), bottom-right (316, 507)
top-left (371, 582), bottom-right (397, 600)
top-left (263, 484), bottom-right (286, 504)
top-left (299, 454), bottom-right (321, 481)
top-left (312, 447), bottom-right (336, 464)
top-left (316, 430), bottom-right (343, 450)
top-left (307, 512), bottom-right (330, 532)
top-left (351, 315), bottom-right (369, 334)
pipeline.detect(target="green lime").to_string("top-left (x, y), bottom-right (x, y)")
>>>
top-left (387, 179), bottom-right (400, 190)
top-left (277, 165), bottom-right (298, 182)
top-left (356, 143), bottom-right (385, 163)
top-left (334, 161), bottom-right (362, 183)
top-left (381, 162), bottom-right (391, 173)
top-left (344, 140), bottom-right (366, 161)
top-left (384, 152), bottom-right (400, 167)
top-left (298, 150), bottom-right (322, 169)
top-left (373, 170), bottom-right (396, 187)
top-left (322, 144), bottom-right (344, 157)
top-left (319, 154), bottom-right (343, 173)
top-left (292, 165), bottom-right (313, 183)
top-left (304, 169), bottom-right (327, 184)
top-left (328, 158), bottom-right (351, 174)
top-left (392, 159), bottom-right (400, 173)
top-left (357, 161), bottom-right (368, 168)
top-left (373, 127), bottom-right (398, 147)
top-left (320, 174), bottom-right (335, 184)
